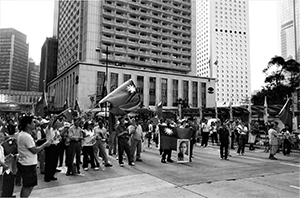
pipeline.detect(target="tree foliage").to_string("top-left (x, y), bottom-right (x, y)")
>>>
top-left (252, 56), bottom-right (300, 105)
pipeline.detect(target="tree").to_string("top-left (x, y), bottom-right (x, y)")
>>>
top-left (252, 56), bottom-right (300, 105)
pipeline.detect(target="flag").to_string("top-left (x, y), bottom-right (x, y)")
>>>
top-left (263, 96), bottom-right (268, 124)
top-left (278, 98), bottom-right (292, 127)
top-left (61, 107), bottom-right (75, 123)
top-left (35, 92), bottom-right (48, 117)
top-left (99, 79), bottom-right (141, 112)
top-left (63, 97), bottom-right (69, 110)
top-left (159, 125), bottom-right (194, 150)
top-left (74, 98), bottom-right (81, 114)
top-left (229, 100), bottom-right (233, 121)
top-left (155, 101), bottom-right (163, 117)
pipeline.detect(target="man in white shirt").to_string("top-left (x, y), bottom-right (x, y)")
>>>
top-left (129, 119), bottom-right (143, 162)
top-left (17, 116), bottom-right (51, 197)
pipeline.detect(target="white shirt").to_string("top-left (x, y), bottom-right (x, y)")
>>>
top-left (17, 131), bottom-right (37, 165)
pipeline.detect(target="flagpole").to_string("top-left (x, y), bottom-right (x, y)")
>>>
top-left (105, 45), bottom-right (109, 119)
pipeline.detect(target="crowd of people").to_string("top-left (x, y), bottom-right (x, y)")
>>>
top-left (0, 112), bottom-right (297, 197)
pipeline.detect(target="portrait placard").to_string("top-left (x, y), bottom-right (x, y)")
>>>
top-left (177, 139), bottom-right (190, 163)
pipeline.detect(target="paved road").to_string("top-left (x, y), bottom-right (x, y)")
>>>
top-left (13, 145), bottom-right (300, 198)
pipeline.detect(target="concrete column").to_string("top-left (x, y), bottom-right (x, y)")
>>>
top-left (144, 76), bottom-right (149, 107)
top-left (178, 79), bottom-right (183, 99)
top-left (167, 78), bottom-right (172, 107)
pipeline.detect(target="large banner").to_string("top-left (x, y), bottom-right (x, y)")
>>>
top-left (159, 125), bottom-right (194, 151)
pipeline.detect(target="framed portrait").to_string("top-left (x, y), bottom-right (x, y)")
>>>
top-left (177, 139), bottom-right (190, 163)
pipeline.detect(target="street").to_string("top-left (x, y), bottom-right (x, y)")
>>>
top-left (13, 145), bottom-right (300, 198)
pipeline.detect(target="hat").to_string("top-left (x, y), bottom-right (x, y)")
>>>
top-left (40, 119), bottom-right (49, 125)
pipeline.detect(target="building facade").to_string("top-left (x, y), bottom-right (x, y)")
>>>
top-left (0, 28), bottom-right (29, 91)
top-left (278, 0), bottom-right (300, 62)
top-left (27, 58), bottom-right (40, 92)
top-left (196, 0), bottom-right (251, 106)
top-left (39, 37), bottom-right (58, 92)
top-left (48, 0), bottom-right (216, 112)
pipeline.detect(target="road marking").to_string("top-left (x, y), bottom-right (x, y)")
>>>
top-left (280, 162), bottom-right (300, 168)
top-left (289, 185), bottom-right (300, 190)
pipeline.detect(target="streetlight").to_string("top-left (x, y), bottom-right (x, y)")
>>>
top-left (95, 45), bottom-right (109, 116)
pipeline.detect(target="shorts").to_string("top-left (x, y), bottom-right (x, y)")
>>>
top-left (17, 162), bottom-right (38, 188)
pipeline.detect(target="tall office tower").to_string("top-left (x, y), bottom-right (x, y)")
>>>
top-left (278, 0), bottom-right (300, 131)
top-left (0, 28), bottom-right (29, 91)
top-left (196, 0), bottom-right (251, 106)
top-left (278, 0), bottom-right (299, 62)
top-left (39, 37), bottom-right (58, 92)
top-left (49, 0), bottom-right (216, 111)
top-left (27, 58), bottom-right (40, 92)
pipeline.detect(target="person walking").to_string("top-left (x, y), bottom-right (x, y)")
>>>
top-left (17, 116), bottom-right (51, 197)
top-left (93, 119), bottom-right (112, 168)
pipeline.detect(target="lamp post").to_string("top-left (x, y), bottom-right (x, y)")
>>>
top-left (95, 45), bottom-right (109, 117)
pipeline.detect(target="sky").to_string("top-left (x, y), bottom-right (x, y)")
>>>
top-left (0, 0), bottom-right (280, 93)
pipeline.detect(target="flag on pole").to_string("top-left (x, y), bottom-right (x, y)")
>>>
top-left (278, 98), bottom-right (292, 127)
top-left (74, 98), bottom-right (81, 117)
top-left (263, 96), bottom-right (268, 124)
top-left (35, 92), bottom-right (48, 117)
top-left (99, 79), bottom-right (141, 112)
top-left (155, 101), bottom-right (163, 117)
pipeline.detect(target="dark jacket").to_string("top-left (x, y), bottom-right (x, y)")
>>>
top-left (218, 126), bottom-right (230, 145)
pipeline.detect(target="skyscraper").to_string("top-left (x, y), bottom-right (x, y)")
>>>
top-left (278, 0), bottom-right (299, 62)
top-left (39, 37), bottom-right (58, 92)
top-left (0, 28), bottom-right (29, 91)
top-left (196, 0), bottom-right (251, 106)
top-left (27, 58), bottom-right (40, 92)
top-left (48, 0), bottom-right (216, 111)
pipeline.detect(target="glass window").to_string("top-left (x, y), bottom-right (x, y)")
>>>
top-left (173, 79), bottom-right (178, 107)
top-left (110, 73), bottom-right (118, 92)
top-left (161, 78), bottom-right (167, 106)
top-left (192, 82), bottom-right (198, 107)
top-left (149, 77), bottom-right (156, 106)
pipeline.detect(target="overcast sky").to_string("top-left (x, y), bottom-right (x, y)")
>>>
top-left (0, 0), bottom-right (280, 93)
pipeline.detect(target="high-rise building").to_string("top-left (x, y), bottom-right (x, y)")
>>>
top-left (48, 0), bottom-right (216, 111)
top-left (0, 28), bottom-right (29, 91)
top-left (278, 0), bottom-right (300, 62)
top-left (196, 0), bottom-right (251, 106)
top-left (27, 58), bottom-right (40, 92)
top-left (39, 37), bottom-right (58, 92)
top-left (278, 0), bottom-right (300, 132)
